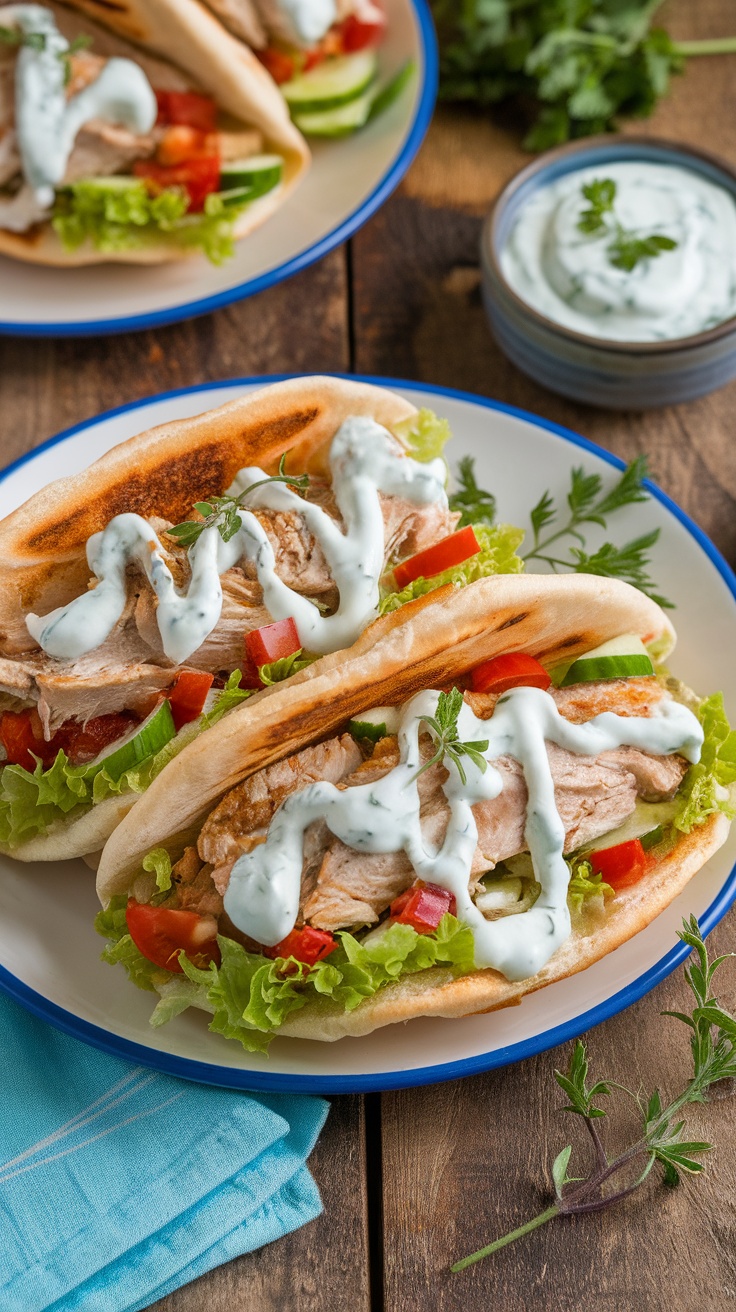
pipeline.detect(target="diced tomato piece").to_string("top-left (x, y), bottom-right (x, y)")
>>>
top-left (589, 839), bottom-right (650, 891)
top-left (264, 925), bottom-right (337, 965)
top-left (393, 526), bottom-right (481, 590)
top-left (155, 89), bottom-right (218, 132)
top-left (390, 881), bottom-right (456, 932)
top-left (156, 125), bottom-right (217, 166)
top-left (61, 712), bottom-right (140, 764)
top-left (303, 46), bottom-right (326, 72)
top-left (245, 617), bottom-right (301, 669)
top-left (0, 710), bottom-right (50, 770)
top-left (257, 46), bottom-right (296, 84)
top-left (134, 156), bottom-right (221, 212)
top-left (168, 671), bottom-right (214, 731)
top-left (338, 0), bottom-right (386, 52)
top-left (126, 900), bottom-right (221, 973)
top-left (470, 652), bottom-right (551, 696)
top-left (238, 658), bottom-right (264, 691)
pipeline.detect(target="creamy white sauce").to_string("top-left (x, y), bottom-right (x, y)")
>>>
top-left (3, 4), bottom-right (156, 207)
top-left (500, 161), bottom-right (736, 343)
top-left (26, 417), bottom-right (447, 664)
top-left (223, 686), bottom-right (703, 981)
top-left (260, 0), bottom-right (337, 46)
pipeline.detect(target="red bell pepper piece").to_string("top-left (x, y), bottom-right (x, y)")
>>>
top-left (168, 671), bottom-right (214, 731)
top-left (126, 900), bottom-right (221, 972)
top-left (264, 925), bottom-right (337, 965)
top-left (134, 156), bottom-right (221, 212)
top-left (589, 838), bottom-right (650, 891)
top-left (470, 652), bottom-right (551, 696)
top-left (245, 617), bottom-right (301, 669)
top-left (390, 881), bottom-right (456, 932)
top-left (155, 90), bottom-right (218, 132)
top-left (257, 46), bottom-right (297, 84)
top-left (393, 526), bottom-right (481, 590)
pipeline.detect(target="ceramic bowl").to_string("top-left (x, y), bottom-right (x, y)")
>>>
top-left (481, 136), bottom-right (736, 409)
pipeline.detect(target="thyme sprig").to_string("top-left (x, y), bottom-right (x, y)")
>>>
top-left (413, 687), bottom-right (489, 787)
top-left (168, 455), bottom-right (309, 548)
top-left (522, 456), bottom-right (673, 607)
top-left (452, 917), bottom-right (734, 1272)
top-left (578, 177), bottom-right (678, 272)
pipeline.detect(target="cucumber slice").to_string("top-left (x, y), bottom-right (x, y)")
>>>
top-left (219, 154), bottom-right (283, 199)
top-left (293, 88), bottom-right (373, 137)
top-left (282, 51), bottom-right (377, 113)
top-left (348, 705), bottom-right (400, 741)
top-left (80, 700), bottom-right (176, 783)
top-left (560, 633), bottom-right (655, 686)
top-left (579, 799), bottom-right (678, 854)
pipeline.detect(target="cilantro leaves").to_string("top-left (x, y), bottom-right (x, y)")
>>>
top-left (578, 177), bottom-right (678, 272)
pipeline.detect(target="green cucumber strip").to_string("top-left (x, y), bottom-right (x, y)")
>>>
top-left (293, 88), bottom-right (373, 136)
top-left (640, 825), bottom-right (664, 851)
top-left (81, 700), bottom-right (176, 783)
top-left (367, 60), bottom-right (415, 122)
top-left (219, 154), bottom-right (283, 199)
top-left (349, 719), bottom-right (388, 743)
top-left (561, 652), bottom-right (655, 686)
top-left (282, 50), bottom-right (377, 112)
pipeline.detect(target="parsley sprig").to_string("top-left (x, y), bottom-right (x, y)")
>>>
top-left (522, 456), bottom-right (673, 608)
top-left (413, 687), bottom-right (489, 786)
top-left (449, 456), bottom-right (497, 529)
top-left (168, 455), bottom-right (310, 548)
top-left (452, 917), bottom-right (735, 1272)
top-left (431, 1), bottom-right (736, 151)
top-left (578, 177), bottom-right (677, 272)
top-left (0, 26), bottom-right (91, 84)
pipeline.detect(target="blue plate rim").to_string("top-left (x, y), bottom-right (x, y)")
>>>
top-left (0, 0), bottom-right (437, 339)
top-left (1, 373), bottom-right (735, 1093)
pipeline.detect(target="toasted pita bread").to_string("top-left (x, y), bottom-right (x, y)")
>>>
top-left (0, 0), bottom-right (308, 266)
top-left (96, 570), bottom-right (676, 898)
top-left (93, 569), bottom-right (727, 1046)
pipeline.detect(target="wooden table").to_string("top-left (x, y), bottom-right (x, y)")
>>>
top-left (3, 1), bottom-right (736, 1306)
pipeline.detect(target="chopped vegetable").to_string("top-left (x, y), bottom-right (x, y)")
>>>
top-left (339, 2), bottom-right (386, 53)
top-left (589, 838), bottom-right (649, 891)
top-left (393, 525), bottom-right (481, 589)
top-left (264, 926), bottom-right (338, 966)
top-left (245, 617), bottom-right (301, 669)
top-left (257, 47), bottom-right (296, 84)
top-left (561, 634), bottom-right (655, 687)
top-left (125, 899), bottom-right (221, 973)
top-left (391, 881), bottom-right (457, 932)
top-left (134, 155), bottom-right (221, 212)
top-left (470, 652), bottom-right (551, 696)
top-left (155, 89), bottom-right (218, 132)
top-left (168, 671), bottom-right (214, 730)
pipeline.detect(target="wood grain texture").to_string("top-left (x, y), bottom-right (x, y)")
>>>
top-left (349, 1), bottom-right (736, 1307)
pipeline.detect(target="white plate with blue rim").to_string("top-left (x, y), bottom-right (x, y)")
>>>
top-left (0, 0), bottom-right (436, 338)
top-left (1, 375), bottom-right (735, 1092)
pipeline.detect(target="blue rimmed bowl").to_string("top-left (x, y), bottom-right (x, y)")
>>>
top-left (481, 135), bottom-right (736, 409)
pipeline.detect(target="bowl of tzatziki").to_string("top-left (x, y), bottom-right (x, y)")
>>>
top-left (481, 136), bottom-right (736, 408)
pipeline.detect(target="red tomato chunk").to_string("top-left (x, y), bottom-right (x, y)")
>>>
top-left (126, 900), bottom-right (221, 972)
top-left (245, 616), bottom-right (301, 669)
top-left (470, 652), bottom-right (551, 696)
top-left (257, 47), bottom-right (296, 84)
top-left (168, 670), bottom-right (214, 731)
top-left (0, 708), bottom-right (138, 771)
top-left (134, 156), bottom-right (221, 212)
top-left (390, 881), bottom-right (456, 932)
top-left (264, 926), bottom-right (337, 965)
top-left (155, 90), bottom-right (218, 132)
top-left (589, 839), bottom-right (649, 891)
top-left (393, 526), bottom-right (480, 590)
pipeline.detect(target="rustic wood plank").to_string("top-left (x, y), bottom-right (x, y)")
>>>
top-left (0, 251), bottom-right (371, 1312)
top-left (349, 1), bottom-right (736, 1307)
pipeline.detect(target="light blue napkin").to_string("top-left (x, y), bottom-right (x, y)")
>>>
top-left (0, 993), bottom-right (328, 1312)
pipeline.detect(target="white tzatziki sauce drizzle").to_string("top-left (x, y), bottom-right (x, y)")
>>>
top-left (25, 417), bottom-right (448, 664)
top-left (2, 4), bottom-right (156, 208)
top-left (223, 686), bottom-right (704, 982)
top-left (500, 161), bottom-right (736, 343)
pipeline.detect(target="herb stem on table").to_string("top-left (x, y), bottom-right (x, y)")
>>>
top-left (451, 917), bottom-right (732, 1273)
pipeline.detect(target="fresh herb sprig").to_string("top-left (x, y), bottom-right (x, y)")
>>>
top-left (449, 455), bottom-right (497, 529)
top-left (0, 26), bottom-right (91, 83)
top-left (452, 917), bottom-right (734, 1272)
top-left (413, 687), bottom-right (489, 786)
top-left (578, 178), bottom-right (677, 272)
top-left (431, 1), bottom-right (736, 152)
top-left (522, 456), bottom-right (673, 608)
top-left (168, 455), bottom-right (309, 548)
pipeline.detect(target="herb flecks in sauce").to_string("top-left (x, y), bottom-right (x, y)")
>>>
top-left (577, 177), bottom-right (678, 273)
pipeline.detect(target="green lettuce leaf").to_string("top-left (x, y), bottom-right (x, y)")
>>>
top-left (379, 522), bottom-right (525, 615)
top-left (143, 847), bottom-right (173, 893)
top-left (99, 914), bottom-right (475, 1053)
top-left (674, 692), bottom-right (736, 833)
top-left (258, 650), bottom-right (319, 685)
top-left (94, 895), bottom-right (167, 993)
top-left (52, 179), bottom-right (253, 267)
top-left (199, 670), bottom-right (255, 729)
top-left (567, 859), bottom-right (613, 915)
top-left (393, 408), bottom-right (452, 462)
